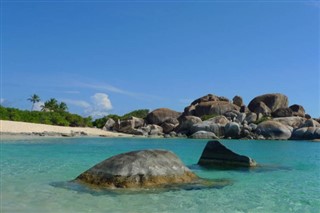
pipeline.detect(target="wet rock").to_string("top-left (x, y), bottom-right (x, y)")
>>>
top-left (75, 150), bottom-right (198, 188)
top-left (198, 141), bottom-right (257, 167)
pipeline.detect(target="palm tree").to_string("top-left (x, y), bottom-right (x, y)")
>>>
top-left (59, 102), bottom-right (68, 112)
top-left (27, 94), bottom-right (40, 111)
top-left (41, 98), bottom-right (58, 112)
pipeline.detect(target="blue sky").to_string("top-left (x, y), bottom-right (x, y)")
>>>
top-left (1, 0), bottom-right (319, 118)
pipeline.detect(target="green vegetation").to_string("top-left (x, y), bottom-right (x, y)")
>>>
top-left (255, 116), bottom-right (271, 124)
top-left (92, 109), bottom-right (149, 128)
top-left (0, 106), bottom-right (92, 127)
top-left (1, 94), bottom-right (149, 128)
top-left (41, 98), bottom-right (68, 113)
top-left (201, 114), bottom-right (218, 121)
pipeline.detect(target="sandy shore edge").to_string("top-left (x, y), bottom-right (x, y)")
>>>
top-left (0, 120), bottom-right (133, 140)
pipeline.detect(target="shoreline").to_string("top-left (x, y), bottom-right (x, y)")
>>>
top-left (0, 120), bottom-right (134, 140)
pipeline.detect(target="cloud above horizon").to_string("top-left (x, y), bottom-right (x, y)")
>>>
top-left (88, 93), bottom-right (113, 117)
top-left (63, 99), bottom-right (91, 108)
top-left (64, 93), bottom-right (112, 118)
top-left (74, 81), bottom-right (163, 101)
top-left (0, 98), bottom-right (4, 104)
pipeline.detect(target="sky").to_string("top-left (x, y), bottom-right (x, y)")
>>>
top-left (1, 0), bottom-right (319, 118)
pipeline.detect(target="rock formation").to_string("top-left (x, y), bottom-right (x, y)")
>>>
top-left (190, 131), bottom-right (218, 139)
top-left (102, 92), bottom-right (319, 141)
top-left (248, 93), bottom-right (288, 113)
top-left (256, 120), bottom-right (292, 140)
top-left (146, 108), bottom-right (181, 125)
top-left (198, 141), bottom-right (257, 167)
top-left (289, 104), bottom-right (305, 117)
top-left (183, 94), bottom-right (239, 117)
top-left (75, 149), bottom-right (198, 188)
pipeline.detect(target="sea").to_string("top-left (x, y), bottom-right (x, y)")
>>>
top-left (1, 137), bottom-right (320, 213)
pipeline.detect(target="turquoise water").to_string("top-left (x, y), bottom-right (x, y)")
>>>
top-left (1, 138), bottom-right (320, 213)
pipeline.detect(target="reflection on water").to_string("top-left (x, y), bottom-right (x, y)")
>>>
top-left (189, 163), bottom-right (292, 172)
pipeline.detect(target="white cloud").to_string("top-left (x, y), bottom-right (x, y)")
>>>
top-left (75, 81), bottom-right (163, 101)
top-left (60, 93), bottom-right (113, 118)
top-left (0, 98), bottom-right (4, 104)
top-left (91, 93), bottom-right (113, 111)
top-left (87, 93), bottom-right (112, 117)
top-left (33, 101), bottom-right (44, 111)
top-left (63, 99), bottom-right (91, 108)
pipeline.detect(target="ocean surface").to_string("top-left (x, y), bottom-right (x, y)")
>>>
top-left (1, 138), bottom-right (320, 213)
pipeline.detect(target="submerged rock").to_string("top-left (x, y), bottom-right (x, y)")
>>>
top-left (190, 131), bottom-right (218, 139)
top-left (75, 150), bottom-right (198, 188)
top-left (198, 141), bottom-right (257, 168)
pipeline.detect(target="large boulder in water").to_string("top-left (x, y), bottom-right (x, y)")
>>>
top-left (146, 108), bottom-right (181, 125)
top-left (75, 150), bottom-right (198, 188)
top-left (198, 141), bottom-right (257, 167)
top-left (248, 93), bottom-right (288, 113)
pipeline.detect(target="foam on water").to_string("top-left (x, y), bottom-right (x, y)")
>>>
top-left (1, 138), bottom-right (320, 213)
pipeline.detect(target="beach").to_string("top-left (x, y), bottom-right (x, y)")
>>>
top-left (0, 120), bottom-right (132, 139)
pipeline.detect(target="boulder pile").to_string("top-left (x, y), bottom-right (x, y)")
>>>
top-left (103, 93), bottom-right (319, 141)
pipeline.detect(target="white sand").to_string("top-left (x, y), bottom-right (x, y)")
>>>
top-left (0, 120), bottom-right (132, 138)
